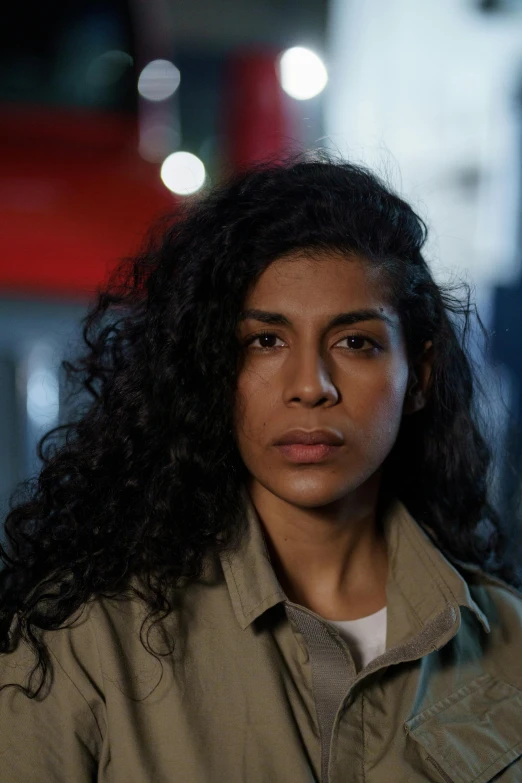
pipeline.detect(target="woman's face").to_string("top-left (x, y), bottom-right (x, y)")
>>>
top-left (234, 250), bottom-right (429, 509)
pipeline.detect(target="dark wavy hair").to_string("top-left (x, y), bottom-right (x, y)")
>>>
top-left (2, 154), bottom-right (521, 696)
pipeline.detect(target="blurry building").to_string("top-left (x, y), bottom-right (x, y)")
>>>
top-left (325, 0), bottom-right (522, 522)
top-left (0, 0), bottom-right (328, 528)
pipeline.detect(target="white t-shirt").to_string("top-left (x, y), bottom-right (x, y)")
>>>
top-left (326, 605), bottom-right (387, 671)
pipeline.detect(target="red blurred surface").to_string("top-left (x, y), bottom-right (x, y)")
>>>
top-left (1, 54), bottom-right (292, 300)
top-left (224, 51), bottom-right (293, 171)
top-left (0, 104), bottom-right (177, 300)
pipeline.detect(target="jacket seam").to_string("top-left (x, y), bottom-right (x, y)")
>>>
top-left (452, 561), bottom-right (522, 600)
top-left (421, 733), bottom-right (522, 778)
top-left (471, 738), bottom-right (522, 780)
top-left (408, 673), bottom-right (493, 730)
top-left (88, 600), bottom-right (107, 716)
top-left (361, 691), bottom-right (367, 783)
top-left (392, 572), bottom-right (424, 630)
top-left (245, 590), bottom-right (285, 619)
top-left (47, 643), bottom-right (104, 742)
top-left (226, 556), bottom-right (283, 621)
top-left (401, 517), bottom-right (461, 612)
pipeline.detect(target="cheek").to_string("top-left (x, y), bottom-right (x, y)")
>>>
top-left (234, 373), bottom-right (275, 442)
top-left (351, 366), bottom-right (409, 437)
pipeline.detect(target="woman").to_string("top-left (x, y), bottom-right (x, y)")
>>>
top-left (1, 157), bottom-right (522, 783)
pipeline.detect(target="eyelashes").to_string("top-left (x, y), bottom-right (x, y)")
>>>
top-left (244, 330), bottom-right (382, 354)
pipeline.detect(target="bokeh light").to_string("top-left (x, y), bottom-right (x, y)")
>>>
top-left (160, 151), bottom-right (206, 195)
top-left (138, 59), bottom-right (181, 101)
top-left (25, 342), bottom-right (59, 429)
top-left (86, 50), bottom-right (133, 87)
top-left (278, 47), bottom-right (328, 100)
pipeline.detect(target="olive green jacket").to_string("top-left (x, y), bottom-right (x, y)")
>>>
top-left (1, 494), bottom-right (522, 783)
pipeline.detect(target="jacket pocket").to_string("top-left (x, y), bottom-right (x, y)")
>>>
top-left (404, 673), bottom-right (522, 783)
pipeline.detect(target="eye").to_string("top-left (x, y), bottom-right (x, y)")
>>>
top-left (245, 331), bottom-right (284, 350)
top-left (244, 331), bottom-right (380, 353)
top-left (335, 334), bottom-right (380, 353)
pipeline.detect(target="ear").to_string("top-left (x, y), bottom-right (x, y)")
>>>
top-left (402, 341), bottom-right (434, 416)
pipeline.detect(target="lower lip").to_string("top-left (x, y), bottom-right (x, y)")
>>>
top-left (275, 444), bottom-right (341, 463)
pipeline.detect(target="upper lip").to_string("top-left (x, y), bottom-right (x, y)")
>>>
top-left (274, 429), bottom-right (344, 446)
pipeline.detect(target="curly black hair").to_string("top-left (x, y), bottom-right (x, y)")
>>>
top-left (2, 154), bottom-right (521, 697)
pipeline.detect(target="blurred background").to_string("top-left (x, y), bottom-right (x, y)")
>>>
top-left (1, 0), bottom-right (522, 543)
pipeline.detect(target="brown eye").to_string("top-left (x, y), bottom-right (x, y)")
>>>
top-left (346, 336), bottom-right (369, 350)
top-left (246, 332), bottom-right (284, 350)
top-left (256, 334), bottom-right (276, 349)
top-left (336, 334), bottom-right (380, 353)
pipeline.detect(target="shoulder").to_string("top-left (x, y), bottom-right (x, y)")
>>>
top-left (469, 572), bottom-right (522, 633)
top-left (0, 591), bottom-right (155, 693)
top-left (460, 563), bottom-right (522, 617)
top-left (0, 598), bottom-right (103, 695)
top-left (0, 599), bottom-right (112, 780)
top-left (445, 555), bottom-right (522, 623)
top-left (460, 567), bottom-right (522, 687)
top-left (0, 589), bottom-right (180, 724)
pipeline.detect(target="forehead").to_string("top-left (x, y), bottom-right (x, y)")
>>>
top-left (243, 250), bottom-right (391, 313)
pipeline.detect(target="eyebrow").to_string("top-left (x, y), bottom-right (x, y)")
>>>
top-left (237, 308), bottom-right (397, 330)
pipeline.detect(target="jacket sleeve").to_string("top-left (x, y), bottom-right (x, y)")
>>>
top-left (0, 612), bottom-right (106, 783)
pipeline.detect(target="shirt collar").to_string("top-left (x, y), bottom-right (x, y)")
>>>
top-left (219, 486), bottom-right (490, 636)
top-left (381, 497), bottom-right (490, 645)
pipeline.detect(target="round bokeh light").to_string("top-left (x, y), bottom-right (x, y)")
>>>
top-left (138, 59), bottom-right (181, 102)
top-left (278, 47), bottom-right (328, 100)
top-left (160, 151), bottom-right (206, 196)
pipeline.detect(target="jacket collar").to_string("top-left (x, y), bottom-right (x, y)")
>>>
top-left (219, 486), bottom-right (490, 640)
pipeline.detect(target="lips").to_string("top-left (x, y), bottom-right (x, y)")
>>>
top-left (273, 429), bottom-right (344, 446)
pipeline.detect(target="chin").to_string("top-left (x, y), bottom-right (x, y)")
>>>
top-left (263, 473), bottom-right (361, 508)
top-left (248, 455), bottom-right (385, 509)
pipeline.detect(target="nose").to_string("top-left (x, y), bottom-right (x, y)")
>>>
top-left (282, 346), bottom-right (339, 408)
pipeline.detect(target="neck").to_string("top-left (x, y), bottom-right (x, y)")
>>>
top-left (248, 478), bottom-right (389, 621)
